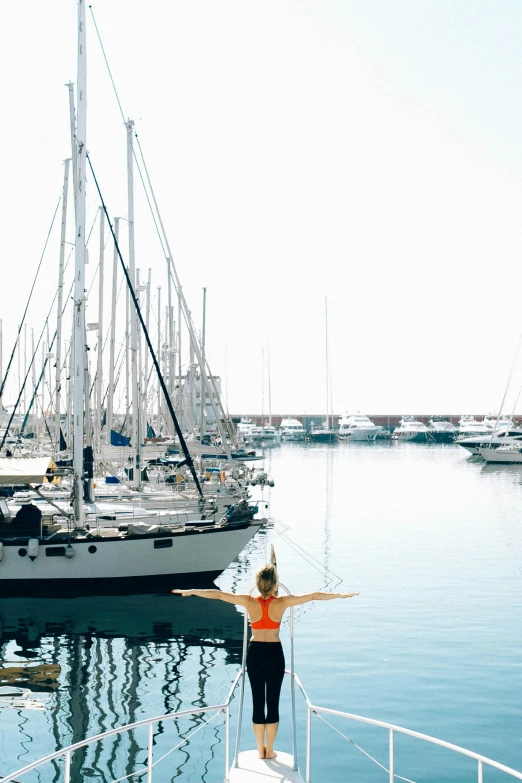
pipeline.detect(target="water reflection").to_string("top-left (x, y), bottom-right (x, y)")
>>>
top-left (0, 593), bottom-right (245, 781)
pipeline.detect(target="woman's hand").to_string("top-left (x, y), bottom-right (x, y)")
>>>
top-left (172, 589), bottom-right (193, 597)
top-left (340, 592), bottom-right (359, 599)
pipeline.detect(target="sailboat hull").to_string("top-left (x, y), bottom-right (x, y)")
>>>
top-left (308, 432), bottom-right (337, 443)
top-left (0, 522), bottom-right (264, 594)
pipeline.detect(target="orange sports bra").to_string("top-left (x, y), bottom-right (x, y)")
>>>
top-left (251, 597), bottom-right (281, 630)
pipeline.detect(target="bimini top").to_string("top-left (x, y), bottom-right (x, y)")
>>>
top-left (251, 597), bottom-right (281, 630)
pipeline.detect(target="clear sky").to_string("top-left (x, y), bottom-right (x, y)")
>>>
top-left (2, 0), bottom-right (522, 417)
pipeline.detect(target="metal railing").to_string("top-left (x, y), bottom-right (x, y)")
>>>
top-left (4, 592), bottom-right (522, 783)
top-left (0, 670), bottom-right (243, 783)
top-left (291, 671), bottom-right (522, 783)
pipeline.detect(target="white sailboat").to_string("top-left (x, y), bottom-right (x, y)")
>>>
top-left (0, 0), bottom-right (263, 592)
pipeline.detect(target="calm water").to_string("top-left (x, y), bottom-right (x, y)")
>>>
top-left (1, 442), bottom-right (522, 781)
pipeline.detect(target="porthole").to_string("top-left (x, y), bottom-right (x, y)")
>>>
top-left (18, 548), bottom-right (27, 557)
top-left (88, 545), bottom-right (97, 554)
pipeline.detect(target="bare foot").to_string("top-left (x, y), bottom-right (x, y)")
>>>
top-left (258, 748), bottom-right (266, 759)
top-left (265, 750), bottom-right (277, 759)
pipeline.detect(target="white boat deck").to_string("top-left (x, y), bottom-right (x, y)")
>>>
top-left (228, 750), bottom-right (304, 782)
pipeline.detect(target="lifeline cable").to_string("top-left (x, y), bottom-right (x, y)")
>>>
top-left (314, 712), bottom-right (417, 783)
top-left (86, 153), bottom-right (204, 498)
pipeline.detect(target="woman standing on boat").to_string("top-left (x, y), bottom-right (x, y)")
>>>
top-left (173, 564), bottom-right (358, 759)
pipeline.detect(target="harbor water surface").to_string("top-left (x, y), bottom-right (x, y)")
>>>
top-left (1, 442), bottom-right (521, 781)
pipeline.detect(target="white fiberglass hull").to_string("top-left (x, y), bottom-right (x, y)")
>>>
top-left (339, 429), bottom-right (378, 441)
top-left (0, 522), bottom-right (264, 591)
top-left (392, 430), bottom-right (429, 442)
top-left (476, 447), bottom-right (522, 464)
top-left (280, 432), bottom-right (305, 441)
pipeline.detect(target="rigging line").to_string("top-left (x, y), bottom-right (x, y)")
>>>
top-left (314, 713), bottom-right (417, 783)
top-left (0, 195), bottom-right (61, 399)
top-left (19, 279), bottom-right (76, 439)
top-left (87, 154), bottom-right (204, 498)
top-left (2, 301), bottom-right (59, 449)
top-left (89, 6), bottom-right (170, 261)
top-left (271, 522), bottom-right (343, 585)
top-left (491, 328), bottom-right (522, 441)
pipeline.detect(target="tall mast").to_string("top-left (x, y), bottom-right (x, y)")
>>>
top-left (177, 290), bottom-right (182, 424)
top-left (268, 335), bottom-right (272, 426)
top-left (72, 0), bottom-right (87, 525)
top-left (23, 325), bottom-right (27, 416)
top-left (201, 286), bottom-right (206, 438)
top-left (67, 83), bottom-right (78, 202)
top-left (261, 346), bottom-right (265, 423)
top-left (325, 296), bottom-right (329, 431)
top-left (156, 285), bottom-right (161, 432)
top-left (144, 268), bottom-right (151, 437)
top-left (0, 320), bottom-right (2, 413)
top-left (95, 208), bottom-right (105, 453)
top-left (167, 259), bottom-right (174, 431)
top-left (106, 217), bottom-right (119, 437)
top-left (56, 158), bottom-right (70, 451)
top-left (126, 119), bottom-right (141, 488)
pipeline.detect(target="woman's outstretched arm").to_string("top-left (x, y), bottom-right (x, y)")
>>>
top-left (172, 589), bottom-right (251, 607)
top-left (280, 591), bottom-right (359, 608)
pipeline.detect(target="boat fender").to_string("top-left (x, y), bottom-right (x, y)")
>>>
top-left (65, 545), bottom-right (74, 559)
top-left (28, 538), bottom-right (39, 561)
top-left (0, 542), bottom-right (3, 561)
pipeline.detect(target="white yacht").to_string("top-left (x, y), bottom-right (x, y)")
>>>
top-left (427, 416), bottom-right (458, 443)
top-left (483, 413), bottom-right (513, 430)
top-left (250, 424), bottom-right (281, 445)
top-left (457, 427), bottom-right (522, 456)
top-left (279, 417), bottom-right (305, 441)
top-left (392, 416), bottom-right (430, 442)
top-left (236, 418), bottom-right (257, 438)
top-left (457, 415), bottom-right (491, 438)
top-left (338, 414), bottom-right (380, 441)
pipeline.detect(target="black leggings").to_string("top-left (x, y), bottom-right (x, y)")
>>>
top-left (246, 641), bottom-right (285, 724)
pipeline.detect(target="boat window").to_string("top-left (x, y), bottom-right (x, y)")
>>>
top-left (154, 538), bottom-right (173, 549)
top-left (46, 547), bottom-right (66, 557)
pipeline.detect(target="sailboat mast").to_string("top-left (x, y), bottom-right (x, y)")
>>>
top-left (156, 285), bottom-right (161, 431)
top-left (268, 336), bottom-right (272, 426)
top-left (126, 119), bottom-right (141, 488)
top-left (325, 296), bottom-right (329, 431)
top-left (144, 268), bottom-right (151, 437)
top-left (95, 209), bottom-right (105, 453)
top-left (72, 0), bottom-right (87, 525)
top-left (201, 286), bottom-right (206, 438)
top-left (55, 158), bottom-right (70, 451)
top-left (106, 217), bottom-right (119, 438)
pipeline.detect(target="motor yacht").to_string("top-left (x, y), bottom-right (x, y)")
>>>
top-left (338, 414), bottom-right (380, 441)
top-left (482, 413), bottom-right (513, 430)
top-left (427, 416), bottom-right (457, 443)
top-left (392, 416), bottom-right (430, 442)
top-left (456, 427), bottom-right (522, 456)
top-left (279, 417), bottom-right (305, 441)
top-left (457, 415), bottom-right (491, 439)
top-left (236, 418), bottom-right (257, 439)
top-left (249, 424), bottom-right (281, 445)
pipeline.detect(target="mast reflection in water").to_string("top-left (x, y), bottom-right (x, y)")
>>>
top-left (0, 591), bottom-right (245, 781)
